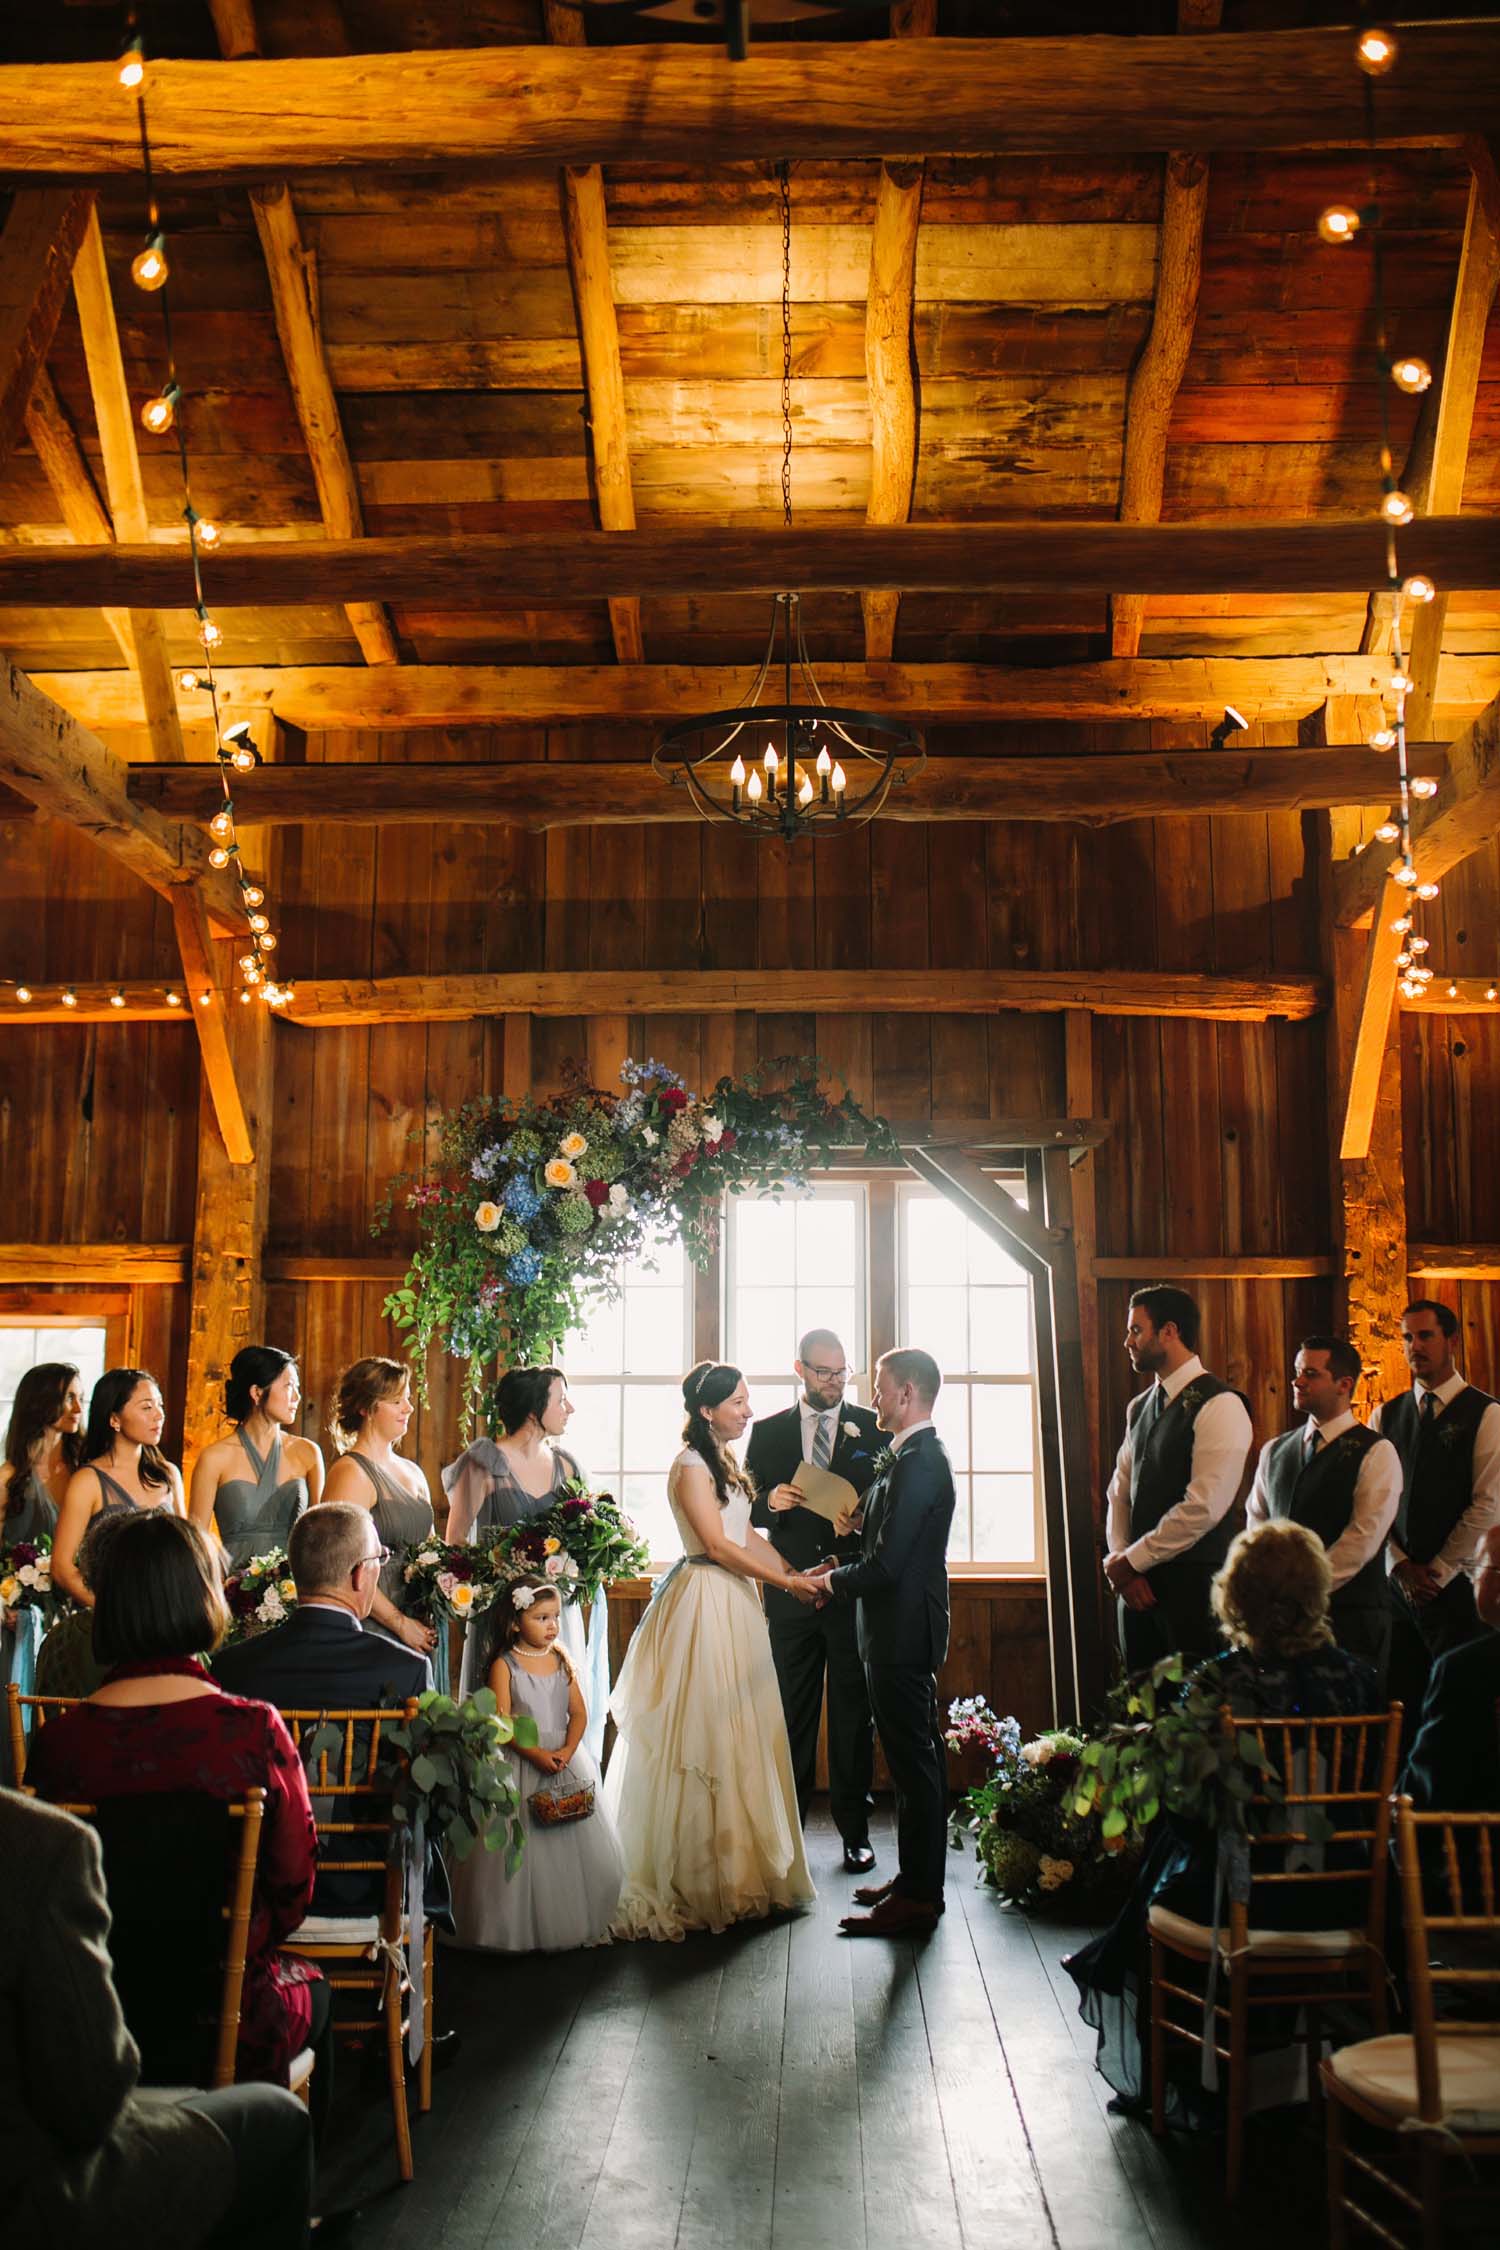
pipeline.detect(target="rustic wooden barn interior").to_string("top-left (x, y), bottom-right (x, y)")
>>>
top-left (2, 5), bottom-right (1500, 2244)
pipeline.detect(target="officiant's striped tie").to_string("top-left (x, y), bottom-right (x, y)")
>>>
top-left (812, 1412), bottom-right (834, 1469)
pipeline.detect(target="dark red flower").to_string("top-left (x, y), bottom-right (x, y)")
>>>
top-left (716, 1128), bottom-right (737, 1151)
top-left (660, 1087), bottom-right (689, 1113)
top-left (582, 1177), bottom-right (610, 1207)
top-left (673, 1151), bottom-right (695, 1176)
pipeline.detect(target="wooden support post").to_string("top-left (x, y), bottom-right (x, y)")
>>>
top-left (1339, 868), bottom-right (1405, 1162)
top-left (0, 187), bottom-right (94, 470)
top-left (546, 0), bottom-right (642, 666)
top-left (182, 992), bottom-right (273, 1470)
top-left (1038, 1144), bottom-right (1109, 1721)
top-left (23, 368), bottom-right (134, 665)
top-left (1065, 1012), bottom-right (1102, 1499)
top-left (171, 890), bottom-right (255, 1167)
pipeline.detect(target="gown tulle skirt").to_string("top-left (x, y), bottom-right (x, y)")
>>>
top-left (604, 1558), bottom-right (815, 1942)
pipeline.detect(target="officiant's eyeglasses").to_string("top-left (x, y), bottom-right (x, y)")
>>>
top-left (804, 1362), bottom-right (849, 1384)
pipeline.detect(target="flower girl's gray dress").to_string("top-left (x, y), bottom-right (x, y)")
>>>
top-left (450, 1651), bottom-right (624, 1953)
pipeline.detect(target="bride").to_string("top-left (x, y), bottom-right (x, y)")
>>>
top-left (605, 1361), bottom-right (822, 1941)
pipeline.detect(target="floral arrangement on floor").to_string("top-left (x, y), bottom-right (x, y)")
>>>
top-left (946, 1695), bottom-right (1137, 1915)
top-left (0, 1531), bottom-right (56, 1621)
top-left (375, 1055), bottom-right (899, 1426)
top-left (222, 1548), bottom-right (298, 1641)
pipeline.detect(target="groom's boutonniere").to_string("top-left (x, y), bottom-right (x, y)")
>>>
top-left (870, 1445), bottom-right (897, 1480)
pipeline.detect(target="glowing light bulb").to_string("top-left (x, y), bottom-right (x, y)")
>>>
top-left (248, 912), bottom-right (269, 934)
top-left (1395, 952), bottom-right (1412, 972)
top-left (208, 846), bottom-right (230, 869)
top-left (831, 762), bottom-right (847, 795)
top-left (730, 755), bottom-right (746, 787)
top-left (1394, 865), bottom-right (1419, 888)
top-left (242, 969), bottom-right (262, 989)
top-left (165, 988), bottom-right (183, 1007)
top-left (1411, 776), bottom-right (1438, 799)
top-left (1400, 979), bottom-right (1421, 1000)
top-left (238, 988), bottom-right (254, 1003)
top-left (1369, 726), bottom-right (1397, 750)
top-left (1380, 489), bottom-right (1415, 527)
top-left (195, 518), bottom-right (221, 549)
top-left (816, 745), bottom-right (832, 777)
top-left (15, 984), bottom-right (32, 1004)
top-left (118, 43), bottom-right (145, 89)
top-left (109, 987), bottom-right (126, 1009)
top-left (1390, 356), bottom-right (1432, 395)
top-left (243, 885), bottom-right (264, 908)
top-left (1389, 668), bottom-right (1412, 697)
top-left (1487, 987), bottom-right (1498, 1003)
top-left (131, 236), bottom-right (168, 292)
top-left (1390, 915), bottom-right (1412, 935)
top-left (1416, 880), bottom-right (1440, 901)
top-left (1409, 935), bottom-right (1430, 955)
top-left (1317, 204), bottom-right (1361, 245)
top-left (140, 390), bottom-right (175, 436)
top-left (209, 810), bottom-right (234, 841)
top-left (61, 986), bottom-right (78, 1008)
top-left (232, 746), bottom-right (255, 771)
top-left (1356, 26), bottom-right (1397, 74)
top-left (798, 773), bottom-right (814, 806)
top-left (178, 670), bottom-right (200, 692)
top-left (200, 618), bottom-right (222, 649)
top-left (747, 768), bottom-right (763, 803)
top-left (238, 954), bottom-right (258, 975)
top-left (763, 744), bottom-right (779, 773)
top-left (1402, 573), bottom-right (1436, 605)
top-left (1375, 820), bottom-right (1401, 843)
top-left (258, 932), bottom-right (277, 951)
top-left (197, 990), bottom-right (213, 1007)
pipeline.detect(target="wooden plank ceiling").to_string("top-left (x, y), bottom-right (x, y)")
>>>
top-left (0, 2), bottom-right (1498, 772)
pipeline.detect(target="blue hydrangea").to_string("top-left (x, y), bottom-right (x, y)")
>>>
top-left (470, 1144), bottom-right (501, 1181)
top-left (503, 1175), bottom-right (543, 1222)
top-left (506, 1247), bottom-right (542, 1286)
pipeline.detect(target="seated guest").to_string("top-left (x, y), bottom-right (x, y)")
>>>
top-left (212, 1502), bottom-right (432, 1918)
top-left (1065, 1520), bottom-right (1379, 2121)
top-left (1245, 1335), bottom-right (1401, 1679)
top-left (25, 1512), bottom-right (329, 2118)
top-left (1402, 1520), bottom-right (1500, 1815)
top-left (3, 1790), bottom-right (312, 2250)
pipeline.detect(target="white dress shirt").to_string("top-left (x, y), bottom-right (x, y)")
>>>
top-left (1245, 1410), bottom-right (1402, 1591)
top-left (799, 1398), bottom-right (841, 1466)
top-left (1105, 1354), bottom-right (1254, 1574)
top-left (1370, 1373), bottom-right (1500, 1586)
top-left (889, 1419), bottom-right (935, 1455)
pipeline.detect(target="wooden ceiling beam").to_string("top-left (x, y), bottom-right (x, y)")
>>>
top-left (545, 0), bottom-right (641, 665)
top-left (0, 658), bottom-right (248, 930)
top-left (0, 187), bottom-right (93, 470)
top-left (22, 368), bottom-right (134, 666)
top-left (860, 0), bottom-right (934, 664)
top-left (1110, 150), bottom-right (1208, 658)
top-left (9, 518), bottom-right (1500, 610)
top-left (1401, 171), bottom-right (1500, 738)
top-left (5, 33), bottom-right (1500, 172)
top-left (41, 655), bottom-right (1490, 734)
top-left (1333, 689), bottom-right (1500, 926)
top-left (126, 744), bottom-right (1448, 831)
top-left (170, 890), bottom-right (255, 1164)
top-left (280, 966), bottom-right (1323, 1028)
top-left (1338, 871), bottom-right (1404, 1162)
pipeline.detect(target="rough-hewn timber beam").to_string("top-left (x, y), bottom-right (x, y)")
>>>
top-left (1090, 1253), bottom-right (1333, 1280)
top-left (1111, 151), bottom-right (1208, 659)
top-left (281, 967), bottom-right (1322, 1027)
top-left (1333, 689), bottom-right (1500, 926)
top-left (9, 519), bottom-right (1500, 610)
top-left (0, 187), bottom-right (93, 469)
top-left (4, 33), bottom-right (1500, 173)
top-left (1402, 979), bottom-right (1500, 1013)
top-left (0, 659), bottom-right (248, 930)
top-left (22, 368), bottom-right (134, 665)
top-left (1339, 873), bottom-right (1405, 1163)
top-left (126, 744), bottom-right (1448, 830)
top-left (45, 655), bottom-right (1474, 735)
top-left (1409, 1242), bottom-right (1500, 1278)
top-left (0, 1243), bottom-right (189, 1284)
top-left (861, 0), bottom-right (935, 664)
top-left (171, 890), bottom-right (254, 1165)
top-left (1402, 174), bottom-right (1500, 738)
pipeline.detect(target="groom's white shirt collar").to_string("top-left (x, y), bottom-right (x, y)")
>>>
top-left (890, 1419), bottom-right (935, 1454)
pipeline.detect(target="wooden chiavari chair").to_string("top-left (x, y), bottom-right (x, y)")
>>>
top-left (5, 1682), bottom-right (77, 1783)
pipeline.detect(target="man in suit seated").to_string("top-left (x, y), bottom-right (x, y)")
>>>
top-left (212, 1502), bottom-right (432, 1915)
top-left (1402, 1520), bottom-right (1500, 1816)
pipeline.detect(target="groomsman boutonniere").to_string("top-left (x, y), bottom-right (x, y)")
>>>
top-left (842, 1419), bottom-right (863, 1442)
top-left (870, 1446), bottom-right (898, 1481)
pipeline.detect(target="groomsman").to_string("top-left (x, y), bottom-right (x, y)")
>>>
top-left (1370, 1299), bottom-right (1500, 1719)
top-left (747, 1329), bottom-right (881, 1873)
top-left (1104, 1285), bottom-right (1253, 1672)
top-left (808, 1348), bottom-right (955, 1937)
top-left (1245, 1336), bottom-right (1401, 1677)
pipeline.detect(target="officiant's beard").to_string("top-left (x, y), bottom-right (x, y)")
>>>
top-left (802, 1376), bottom-right (844, 1412)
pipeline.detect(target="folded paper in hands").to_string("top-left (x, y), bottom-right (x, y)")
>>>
top-left (790, 1460), bottom-right (861, 1526)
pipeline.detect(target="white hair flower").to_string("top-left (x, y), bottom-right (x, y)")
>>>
top-left (511, 1584), bottom-right (537, 1611)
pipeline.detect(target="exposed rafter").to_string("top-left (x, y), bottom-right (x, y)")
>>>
top-left (22, 368), bottom-right (134, 665)
top-left (0, 187), bottom-right (93, 471)
top-left (1333, 689), bottom-right (1500, 926)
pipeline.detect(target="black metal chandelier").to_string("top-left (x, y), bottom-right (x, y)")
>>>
top-left (652, 165), bottom-right (926, 841)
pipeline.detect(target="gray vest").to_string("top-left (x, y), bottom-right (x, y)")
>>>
top-left (1260, 1423), bottom-right (1386, 1613)
top-left (1382, 1384), bottom-right (1496, 1562)
top-left (1127, 1371), bottom-right (1241, 1602)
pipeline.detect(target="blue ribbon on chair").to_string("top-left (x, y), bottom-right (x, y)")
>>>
top-left (12, 1605), bottom-right (44, 1708)
top-left (406, 1806), bottom-right (426, 2066)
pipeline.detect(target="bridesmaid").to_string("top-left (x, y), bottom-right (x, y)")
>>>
top-left (321, 1356), bottom-right (439, 1665)
top-left (189, 1345), bottom-right (325, 1570)
top-left (0, 1360), bottom-right (87, 1542)
top-left (444, 1366), bottom-right (604, 1748)
top-left (51, 1367), bottom-right (184, 1608)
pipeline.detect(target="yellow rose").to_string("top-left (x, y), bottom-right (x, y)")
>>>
top-left (544, 1158), bottom-right (576, 1189)
top-left (543, 1536), bottom-right (561, 1555)
top-left (450, 1583), bottom-right (476, 1613)
top-left (0, 1574), bottom-right (19, 1606)
top-left (279, 1580), bottom-right (298, 1602)
top-left (474, 1200), bottom-right (502, 1232)
top-left (558, 1131), bottom-right (588, 1160)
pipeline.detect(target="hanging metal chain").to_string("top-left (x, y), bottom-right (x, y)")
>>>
top-left (778, 160), bottom-right (793, 529)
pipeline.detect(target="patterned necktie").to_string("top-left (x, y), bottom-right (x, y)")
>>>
top-left (812, 1412), bottom-right (834, 1469)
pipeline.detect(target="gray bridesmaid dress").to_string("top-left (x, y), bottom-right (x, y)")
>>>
top-left (213, 1427), bottom-right (309, 1570)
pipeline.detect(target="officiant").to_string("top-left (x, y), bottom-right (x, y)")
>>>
top-left (747, 1328), bottom-right (881, 1875)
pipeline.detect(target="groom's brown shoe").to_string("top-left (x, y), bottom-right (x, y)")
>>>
top-left (839, 1895), bottom-right (941, 1939)
top-left (852, 1874), bottom-right (899, 1907)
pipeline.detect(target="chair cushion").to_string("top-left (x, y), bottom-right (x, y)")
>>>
top-left (1328, 2033), bottom-right (1500, 2132)
top-left (1147, 1903), bottom-right (1365, 1958)
top-left (287, 2048), bottom-right (316, 2094)
top-left (284, 1913), bottom-right (382, 1948)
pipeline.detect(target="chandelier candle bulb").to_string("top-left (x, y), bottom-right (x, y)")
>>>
top-left (832, 762), bottom-right (847, 797)
top-left (798, 772), bottom-right (814, 807)
top-left (1356, 26), bottom-right (1398, 73)
top-left (747, 768), bottom-right (763, 804)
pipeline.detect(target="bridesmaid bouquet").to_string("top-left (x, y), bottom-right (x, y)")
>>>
top-left (222, 1547), bottom-right (299, 1641)
top-left (492, 1481), bottom-right (650, 1606)
top-left (401, 1538), bottom-right (511, 1625)
top-left (0, 1532), bottom-right (56, 1622)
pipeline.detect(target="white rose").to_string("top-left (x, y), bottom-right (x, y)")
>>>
top-left (842, 1420), bottom-right (861, 1438)
top-left (1020, 1739), bottom-right (1049, 1767)
top-left (17, 1563), bottom-right (38, 1587)
top-left (642, 1126), bottom-right (658, 1148)
top-left (700, 1113), bottom-right (723, 1141)
top-left (608, 1183), bottom-right (629, 1213)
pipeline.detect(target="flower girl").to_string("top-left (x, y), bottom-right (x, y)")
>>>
top-left (449, 1573), bottom-right (624, 1952)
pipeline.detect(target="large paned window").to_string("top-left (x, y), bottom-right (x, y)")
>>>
top-left (0, 1321), bottom-right (108, 1438)
top-left (896, 1183), bottom-right (1040, 1569)
top-left (560, 1232), bottom-right (695, 1566)
top-left (724, 1183), bottom-right (867, 1419)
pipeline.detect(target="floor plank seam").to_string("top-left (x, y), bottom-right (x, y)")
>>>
top-left (949, 1879), bottom-right (1064, 2250)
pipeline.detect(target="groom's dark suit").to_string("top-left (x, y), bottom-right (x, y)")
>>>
top-left (747, 1400), bottom-right (880, 1845)
top-left (826, 1423), bottom-right (954, 1906)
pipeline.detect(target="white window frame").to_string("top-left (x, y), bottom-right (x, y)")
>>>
top-left (723, 1179), bottom-right (870, 1414)
top-left (560, 1233), bottom-right (696, 1569)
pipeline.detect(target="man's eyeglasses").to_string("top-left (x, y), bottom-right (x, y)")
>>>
top-left (804, 1364), bottom-right (849, 1385)
top-left (354, 1543), bottom-right (392, 1574)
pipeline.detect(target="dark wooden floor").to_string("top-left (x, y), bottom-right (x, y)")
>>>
top-left (319, 1811), bottom-right (1333, 2250)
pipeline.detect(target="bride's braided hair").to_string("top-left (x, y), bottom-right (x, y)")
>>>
top-left (681, 1362), bottom-right (754, 1509)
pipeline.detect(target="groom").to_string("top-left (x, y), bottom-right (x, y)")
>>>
top-left (808, 1347), bottom-right (954, 1938)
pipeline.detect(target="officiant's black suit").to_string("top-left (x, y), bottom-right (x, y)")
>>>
top-left (747, 1399), bottom-right (881, 1848)
top-left (827, 1425), bottom-right (955, 1907)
